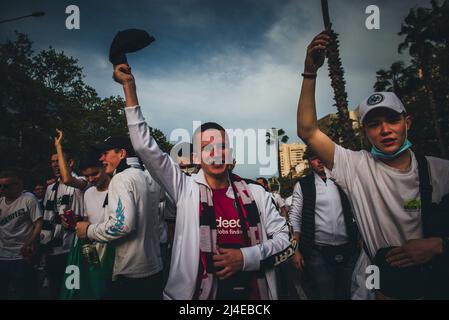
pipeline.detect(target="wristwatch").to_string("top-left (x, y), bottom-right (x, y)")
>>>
top-left (301, 73), bottom-right (317, 79)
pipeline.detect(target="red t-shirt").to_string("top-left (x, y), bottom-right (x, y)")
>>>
top-left (213, 187), bottom-right (245, 246)
top-left (212, 187), bottom-right (260, 300)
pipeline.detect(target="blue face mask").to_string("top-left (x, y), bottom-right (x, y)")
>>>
top-left (370, 139), bottom-right (413, 160)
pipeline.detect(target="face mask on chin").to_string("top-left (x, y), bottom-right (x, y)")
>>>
top-left (370, 139), bottom-right (413, 160)
top-left (369, 119), bottom-right (412, 160)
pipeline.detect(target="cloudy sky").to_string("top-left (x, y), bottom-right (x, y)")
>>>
top-left (2, 0), bottom-right (432, 178)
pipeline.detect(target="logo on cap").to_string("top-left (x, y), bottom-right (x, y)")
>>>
top-left (367, 93), bottom-right (384, 106)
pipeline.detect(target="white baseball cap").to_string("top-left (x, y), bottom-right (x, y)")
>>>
top-left (358, 92), bottom-right (406, 124)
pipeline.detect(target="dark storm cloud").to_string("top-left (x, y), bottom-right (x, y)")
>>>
top-left (1, 0), bottom-right (433, 177)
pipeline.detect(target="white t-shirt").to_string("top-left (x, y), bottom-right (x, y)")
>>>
top-left (289, 173), bottom-right (349, 246)
top-left (330, 144), bottom-right (449, 258)
top-left (0, 192), bottom-right (43, 260)
top-left (83, 187), bottom-right (108, 225)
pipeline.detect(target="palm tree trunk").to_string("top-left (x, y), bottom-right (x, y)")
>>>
top-left (321, 0), bottom-right (358, 150)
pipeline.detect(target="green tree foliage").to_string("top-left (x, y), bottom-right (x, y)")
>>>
top-left (374, 0), bottom-right (449, 158)
top-left (0, 32), bottom-right (172, 184)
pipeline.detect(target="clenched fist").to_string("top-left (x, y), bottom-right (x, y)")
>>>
top-left (113, 63), bottom-right (135, 85)
top-left (304, 31), bottom-right (330, 74)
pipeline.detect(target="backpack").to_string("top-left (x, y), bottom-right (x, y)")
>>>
top-left (416, 155), bottom-right (449, 299)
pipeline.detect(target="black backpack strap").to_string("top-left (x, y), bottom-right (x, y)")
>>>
top-left (416, 155), bottom-right (449, 298)
top-left (298, 174), bottom-right (316, 256)
top-left (416, 155), bottom-right (432, 213)
top-left (335, 183), bottom-right (359, 245)
top-left (416, 154), bottom-right (433, 237)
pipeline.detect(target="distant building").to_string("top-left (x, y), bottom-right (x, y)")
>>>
top-left (318, 109), bottom-right (363, 147)
top-left (279, 143), bottom-right (308, 178)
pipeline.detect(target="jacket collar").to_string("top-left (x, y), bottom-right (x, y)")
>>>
top-left (113, 157), bottom-right (142, 176)
top-left (192, 169), bottom-right (235, 199)
top-left (313, 171), bottom-right (330, 185)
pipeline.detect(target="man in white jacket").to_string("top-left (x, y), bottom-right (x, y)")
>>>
top-left (112, 63), bottom-right (293, 300)
top-left (76, 136), bottom-right (163, 299)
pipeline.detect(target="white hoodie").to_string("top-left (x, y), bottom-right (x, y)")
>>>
top-left (87, 161), bottom-right (163, 279)
top-left (125, 105), bottom-right (291, 300)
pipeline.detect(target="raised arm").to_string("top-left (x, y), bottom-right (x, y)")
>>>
top-left (54, 129), bottom-right (88, 190)
top-left (112, 64), bottom-right (187, 203)
top-left (297, 31), bottom-right (336, 170)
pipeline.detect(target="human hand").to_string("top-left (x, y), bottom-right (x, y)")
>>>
top-left (61, 215), bottom-right (70, 229)
top-left (386, 238), bottom-right (443, 268)
top-left (304, 31), bottom-right (330, 74)
top-left (21, 240), bottom-right (35, 263)
top-left (54, 128), bottom-right (63, 147)
top-left (75, 221), bottom-right (91, 239)
top-left (113, 63), bottom-right (134, 85)
top-left (213, 247), bottom-right (244, 280)
top-left (293, 249), bottom-right (305, 271)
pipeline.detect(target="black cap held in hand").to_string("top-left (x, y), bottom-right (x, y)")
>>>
top-left (109, 29), bottom-right (155, 65)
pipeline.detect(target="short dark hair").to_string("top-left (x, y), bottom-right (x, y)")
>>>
top-left (193, 122), bottom-right (226, 139)
top-left (51, 148), bottom-right (75, 161)
top-left (303, 147), bottom-right (318, 161)
top-left (256, 177), bottom-right (268, 185)
top-left (33, 179), bottom-right (46, 188)
top-left (79, 149), bottom-right (103, 171)
top-left (192, 122), bottom-right (230, 158)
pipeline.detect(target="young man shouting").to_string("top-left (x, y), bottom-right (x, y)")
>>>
top-left (112, 63), bottom-right (293, 300)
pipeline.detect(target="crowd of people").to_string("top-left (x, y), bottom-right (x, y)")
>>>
top-left (1, 31), bottom-right (448, 300)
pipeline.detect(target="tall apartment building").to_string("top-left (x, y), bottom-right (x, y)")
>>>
top-left (279, 143), bottom-right (308, 178)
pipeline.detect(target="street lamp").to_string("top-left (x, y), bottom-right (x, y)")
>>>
top-left (0, 11), bottom-right (45, 24)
